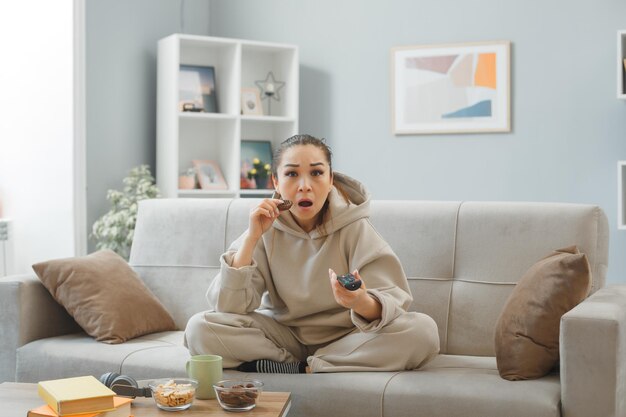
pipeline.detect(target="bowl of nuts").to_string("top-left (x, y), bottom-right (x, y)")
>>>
top-left (148, 378), bottom-right (198, 411)
top-left (213, 379), bottom-right (264, 412)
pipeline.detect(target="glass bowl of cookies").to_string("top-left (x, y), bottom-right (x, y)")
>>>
top-left (213, 379), bottom-right (264, 412)
top-left (148, 378), bottom-right (198, 411)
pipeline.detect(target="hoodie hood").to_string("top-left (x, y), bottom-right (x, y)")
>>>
top-left (272, 172), bottom-right (370, 239)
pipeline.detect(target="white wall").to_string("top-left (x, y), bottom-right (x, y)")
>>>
top-left (83, 0), bottom-right (626, 284)
top-left (0, 1), bottom-right (76, 273)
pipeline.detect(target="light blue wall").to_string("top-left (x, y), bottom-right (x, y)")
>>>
top-left (86, 1), bottom-right (626, 283)
top-left (209, 0), bottom-right (626, 284)
top-left (86, 0), bottom-right (211, 251)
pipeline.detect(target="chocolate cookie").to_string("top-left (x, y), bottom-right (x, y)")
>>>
top-left (277, 200), bottom-right (293, 211)
top-left (272, 191), bottom-right (293, 211)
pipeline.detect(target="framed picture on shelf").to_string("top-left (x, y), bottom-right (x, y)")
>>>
top-left (240, 140), bottom-right (273, 189)
top-left (192, 160), bottom-right (227, 190)
top-left (391, 40), bottom-right (510, 134)
top-left (179, 65), bottom-right (218, 113)
top-left (241, 88), bottom-right (263, 115)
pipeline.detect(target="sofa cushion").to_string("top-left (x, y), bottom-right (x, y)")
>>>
top-left (250, 355), bottom-right (559, 417)
top-left (15, 331), bottom-right (245, 384)
top-left (449, 203), bottom-right (606, 356)
top-left (246, 371), bottom-right (395, 417)
top-left (15, 331), bottom-right (182, 382)
top-left (128, 199), bottom-right (232, 329)
top-left (129, 265), bottom-right (219, 330)
top-left (494, 246), bottom-right (591, 380)
top-left (32, 250), bottom-right (176, 344)
top-left (382, 355), bottom-right (560, 417)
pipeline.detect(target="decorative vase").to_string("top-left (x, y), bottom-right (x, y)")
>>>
top-left (256, 177), bottom-right (271, 189)
top-left (178, 175), bottom-right (195, 190)
top-left (241, 177), bottom-right (256, 189)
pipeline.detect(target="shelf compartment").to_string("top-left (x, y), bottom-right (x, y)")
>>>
top-left (179, 35), bottom-right (240, 115)
top-left (241, 43), bottom-right (298, 118)
top-left (178, 116), bottom-right (239, 193)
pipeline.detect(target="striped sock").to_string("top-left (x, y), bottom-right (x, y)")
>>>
top-left (237, 360), bottom-right (307, 374)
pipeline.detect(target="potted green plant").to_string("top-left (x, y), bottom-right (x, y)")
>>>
top-left (90, 165), bottom-right (160, 260)
top-left (247, 158), bottom-right (272, 189)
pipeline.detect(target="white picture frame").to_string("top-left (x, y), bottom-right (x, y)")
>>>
top-left (391, 40), bottom-right (511, 135)
top-left (241, 88), bottom-right (263, 115)
top-left (192, 160), bottom-right (228, 190)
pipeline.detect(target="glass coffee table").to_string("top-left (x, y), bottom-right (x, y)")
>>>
top-left (0, 382), bottom-right (291, 416)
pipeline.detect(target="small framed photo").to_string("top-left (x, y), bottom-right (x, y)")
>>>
top-left (192, 160), bottom-right (228, 190)
top-left (240, 140), bottom-right (273, 189)
top-left (241, 88), bottom-right (263, 115)
top-left (391, 40), bottom-right (510, 134)
top-left (179, 65), bottom-right (218, 113)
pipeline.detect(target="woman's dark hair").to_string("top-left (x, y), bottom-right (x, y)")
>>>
top-left (271, 134), bottom-right (332, 177)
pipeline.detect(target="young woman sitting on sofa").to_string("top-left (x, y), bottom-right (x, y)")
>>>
top-left (184, 134), bottom-right (440, 373)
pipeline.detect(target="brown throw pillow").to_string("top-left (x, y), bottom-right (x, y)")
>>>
top-left (494, 246), bottom-right (591, 381)
top-left (32, 249), bottom-right (176, 344)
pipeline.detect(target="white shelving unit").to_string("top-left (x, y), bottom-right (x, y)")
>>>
top-left (157, 34), bottom-right (299, 198)
top-left (617, 161), bottom-right (626, 230)
top-left (618, 30), bottom-right (626, 99)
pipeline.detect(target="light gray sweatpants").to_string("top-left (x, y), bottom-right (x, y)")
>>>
top-left (184, 310), bottom-right (440, 373)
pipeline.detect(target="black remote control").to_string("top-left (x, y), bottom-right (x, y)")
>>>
top-left (337, 273), bottom-right (362, 291)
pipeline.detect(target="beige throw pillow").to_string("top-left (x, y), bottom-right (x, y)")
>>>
top-left (494, 246), bottom-right (591, 381)
top-left (32, 249), bottom-right (176, 344)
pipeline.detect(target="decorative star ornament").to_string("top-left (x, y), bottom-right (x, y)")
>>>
top-left (255, 71), bottom-right (285, 102)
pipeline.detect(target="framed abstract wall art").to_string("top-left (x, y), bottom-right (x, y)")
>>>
top-left (391, 41), bottom-right (511, 135)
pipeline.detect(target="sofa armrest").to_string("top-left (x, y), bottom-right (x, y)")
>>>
top-left (0, 274), bottom-right (81, 382)
top-left (560, 284), bottom-right (626, 417)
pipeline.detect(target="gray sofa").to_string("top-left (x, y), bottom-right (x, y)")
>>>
top-left (2, 198), bottom-right (625, 417)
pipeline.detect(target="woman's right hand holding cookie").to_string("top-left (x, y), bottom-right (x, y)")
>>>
top-left (232, 198), bottom-right (283, 268)
top-left (248, 198), bottom-right (283, 240)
